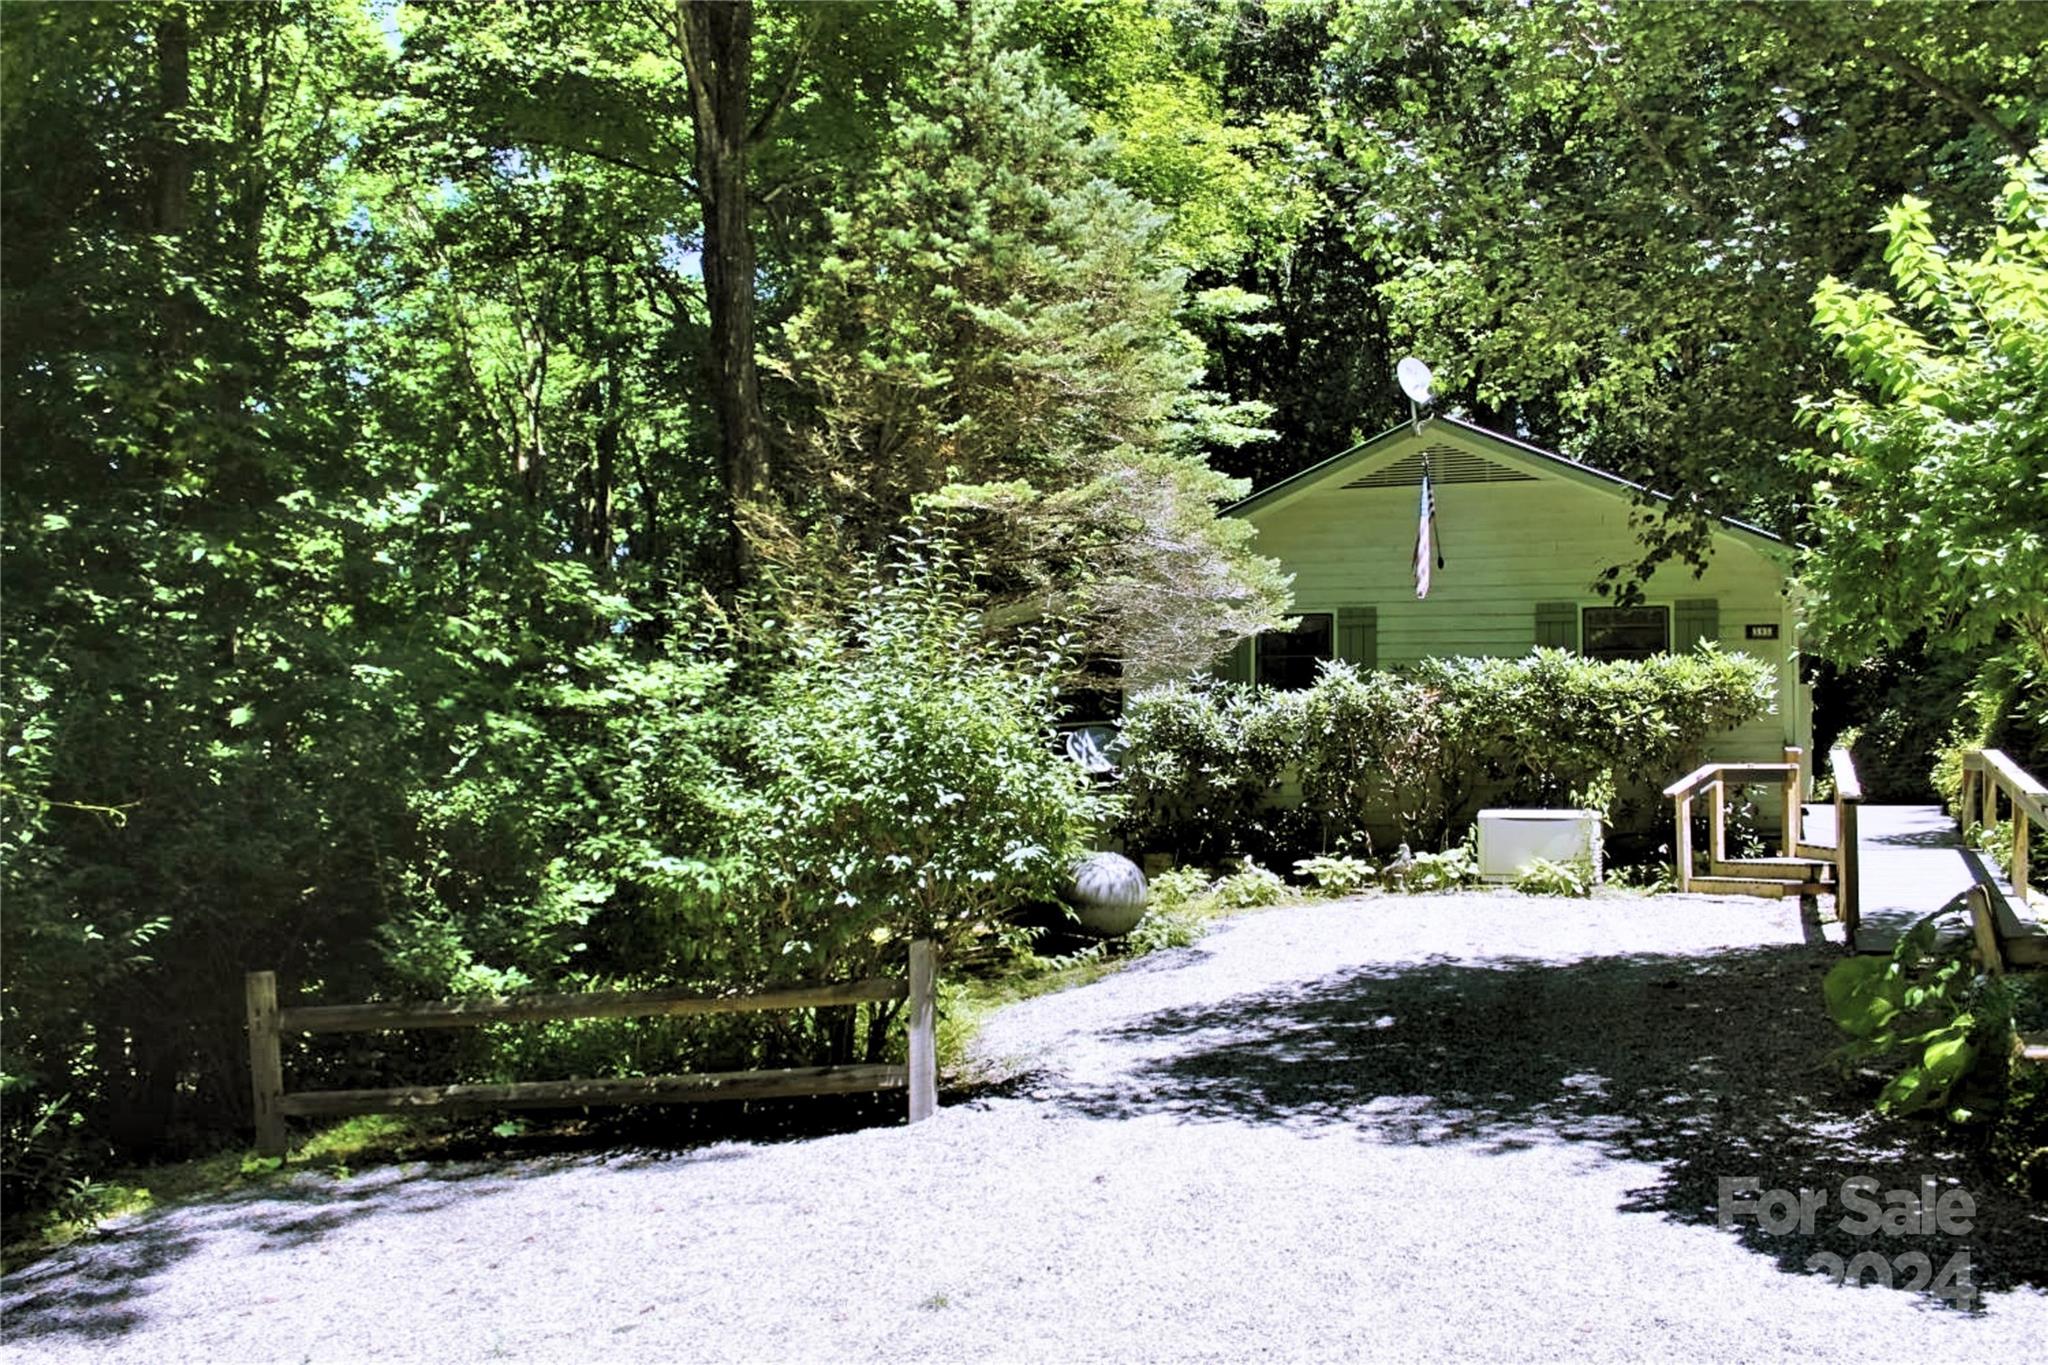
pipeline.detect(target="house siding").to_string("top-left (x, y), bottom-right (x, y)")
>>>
top-left (1242, 427), bottom-right (1805, 774)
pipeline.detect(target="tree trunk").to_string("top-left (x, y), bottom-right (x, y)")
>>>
top-left (153, 12), bottom-right (191, 237)
top-left (677, 0), bottom-right (771, 597)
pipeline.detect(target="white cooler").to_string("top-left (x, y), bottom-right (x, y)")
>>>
top-left (1476, 809), bottom-right (1603, 883)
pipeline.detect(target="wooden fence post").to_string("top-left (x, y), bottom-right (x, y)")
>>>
top-left (2016, 812), bottom-right (2032, 908)
top-left (1674, 794), bottom-right (1693, 892)
top-left (1782, 746), bottom-right (1803, 857)
top-left (1707, 779), bottom-right (1726, 868)
top-left (906, 940), bottom-right (936, 1123)
top-left (1827, 746), bottom-right (1862, 937)
top-left (1967, 886), bottom-right (2004, 976)
top-left (1838, 799), bottom-right (1860, 940)
top-left (246, 970), bottom-right (286, 1157)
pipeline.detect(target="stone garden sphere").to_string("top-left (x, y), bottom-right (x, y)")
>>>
top-left (1061, 851), bottom-right (1149, 937)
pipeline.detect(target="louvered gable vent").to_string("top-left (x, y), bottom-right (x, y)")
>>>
top-left (1340, 443), bottom-right (1535, 490)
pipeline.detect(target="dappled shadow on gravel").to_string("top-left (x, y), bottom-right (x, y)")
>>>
top-left (1, 1090), bottom-right (911, 1343)
top-left (1, 1162), bottom-right (521, 1342)
top-left (1052, 944), bottom-right (2048, 1303)
top-left (0, 1226), bottom-right (197, 1342)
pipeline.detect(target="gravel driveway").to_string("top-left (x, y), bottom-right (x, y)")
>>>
top-left (6, 892), bottom-right (2046, 1362)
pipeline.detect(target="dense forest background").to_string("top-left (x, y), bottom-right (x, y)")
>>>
top-left (4, 0), bottom-right (2044, 1210)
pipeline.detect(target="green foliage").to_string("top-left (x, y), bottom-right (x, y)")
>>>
top-left (1929, 651), bottom-right (2048, 816)
top-left (1294, 662), bottom-right (1439, 845)
top-left (1293, 854), bottom-right (1378, 898)
top-left (1121, 901), bottom-right (1208, 955)
top-left (1213, 862), bottom-right (1289, 909)
top-left (1822, 912), bottom-right (2009, 1119)
top-left (1824, 645), bottom-right (1988, 802)
top-left (734, 540), bottom-right (1116, 980)
top-left (1116, 649), bottom-right (1775, 862)
top-left (1604, 861), bottom-right (1677, 896)
top-left (778, 12), bottom-right (1290, 675)
top-left (1414, 648), bottom-right (1775, 827)
top-left (1313, 0), bottom-right (2047, 582)
top-left (0, 0), bottom-right (1257, 1217)
top-left (1799, 151), bottom-right (2048, 672)
top-left (1145, 866), bottom-right (1215, 909)
top-left (1113, 679), bottom-right (1299, 863)
top-left (1512, 857), bottom-right (1595, 898)
top-left (1993, 1063), bottom-right (2048, 1201)
top-left (1987, 970), bottom-right (2048, 1197)
top-left (1393, 845), bottom-right (1480, 894)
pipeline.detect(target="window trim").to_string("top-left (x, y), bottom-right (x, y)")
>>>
top-left (1253, 611), bottom-right (1335, 690)
top-left (1579, 603), bottom-right (1671, 662)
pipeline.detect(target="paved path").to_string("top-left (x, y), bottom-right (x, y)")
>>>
top-left (5, 894), bottom-right (2045, 1363)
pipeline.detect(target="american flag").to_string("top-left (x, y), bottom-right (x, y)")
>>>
top-left (1414, 466), bottom-right (1442, 599)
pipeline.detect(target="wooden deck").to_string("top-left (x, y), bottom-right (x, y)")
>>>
top-left (1800, 802), bottom-right (2037, 952)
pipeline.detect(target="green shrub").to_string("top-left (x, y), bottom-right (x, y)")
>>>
top-left (1213, 861), bottom-right (1289, 908)
top-left (1513, 856), bottom-right (1594, 897)
top-left (1114, 680), bottom-right (1296, 863)
top-left (409, 540), bottom-right (1116, 1082)
top-left (1123, 902), bottom-right (1207, 954)
top-left (1930, 649), bottom-right (2048, 814)
top-left (1293, 853), bottom-right (1377, 897)
top-left (1822, 911), bottom-right (2004, 1120)
top-left (1295, 663), bottom-right (1441, 846)
top-left (1394, 845), bottom-right (1479, 892)
top-left (1826, 956), bottom-right (2043, 1197)
top-left (1605, 861), bottom-right (1676, 895)
top-left (1116, 648), bottom-right (1774, 865)
top-left (1415, 647), bottom-right (1773, 829)
top-left (1146, 866), bottom-right (1214, 908)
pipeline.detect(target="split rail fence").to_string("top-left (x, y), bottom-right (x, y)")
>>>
top-left (246, 941), bottom-right (937, 1156)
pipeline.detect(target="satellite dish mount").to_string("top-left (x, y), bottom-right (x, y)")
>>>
top-left (1396, 356), bottom-right (1435, 435)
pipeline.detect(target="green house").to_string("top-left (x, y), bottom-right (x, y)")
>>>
top-left (1224, 416), bottom-right (1811, 770)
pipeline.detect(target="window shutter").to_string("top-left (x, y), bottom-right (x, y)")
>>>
top-left (1675, 597), bottom-right (1720, 652)
top-left (1215, 639), bottom-right (1253, 684)
top-left (1336, 607), bottom-right (1379, 671)
top-left (1535, 601), bottom-right (1578, 652)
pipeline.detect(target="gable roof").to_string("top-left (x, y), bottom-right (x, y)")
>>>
top-left (1226, 415), bottom-right (1788, 557)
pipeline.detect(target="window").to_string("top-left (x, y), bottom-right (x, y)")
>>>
top-left (1581, 605), bottom-right (1669, 661)
top-left (1256, 613), bottom-right (1332, 690)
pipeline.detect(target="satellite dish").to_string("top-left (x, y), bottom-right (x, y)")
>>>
top-left (1396, 356), bottom-right (1434, 407)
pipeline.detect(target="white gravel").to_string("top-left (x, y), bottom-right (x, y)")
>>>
top-left (6, 891), bottom-right (2046, 1363)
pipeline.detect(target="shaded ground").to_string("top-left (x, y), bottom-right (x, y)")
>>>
top-left (5, 893), bottom-right (2045, 1362)
top-left (1046, 946), bottom-right (2043, 1283)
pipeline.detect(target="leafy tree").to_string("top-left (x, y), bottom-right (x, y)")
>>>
top-left (1, 0), bottom-right (411, 1160)
top-left (1797, 151), bottom-right (2048, 669)
top-left (1252, 0), bottom-right (2043, 580)
top-left (777, 16), bottom-right (1290, 676)
top-left (743, 538), bottom-right (1116, 974)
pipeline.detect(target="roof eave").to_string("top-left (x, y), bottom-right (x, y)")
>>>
top-left (1225, 414), bottom-right (1789, 556)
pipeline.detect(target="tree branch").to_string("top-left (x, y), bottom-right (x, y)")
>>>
top-left (1742, 1), bottom-right (2041, 167)
top-left (747, 10), bottom-right (824, 148)
top-left (1565, 11), bottom-right (1717, 227)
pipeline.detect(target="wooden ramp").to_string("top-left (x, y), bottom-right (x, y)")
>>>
top-left (1669, 747), bottom-right (2044, 965)
top-left (1802, 803), bottom-right (1976, 952)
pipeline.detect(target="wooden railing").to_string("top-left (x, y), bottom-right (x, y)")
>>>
top-left (1959, 750), bottom-right (2047, 973)
top-left (246, 942), bottom-right (938, 1157)
top-left (1960, 749), bottom-right (2043, 910)
top-left (1662, 746), bottom-right (1807, 886)
top-left (1660, 745), bottom-right (1861, 927)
